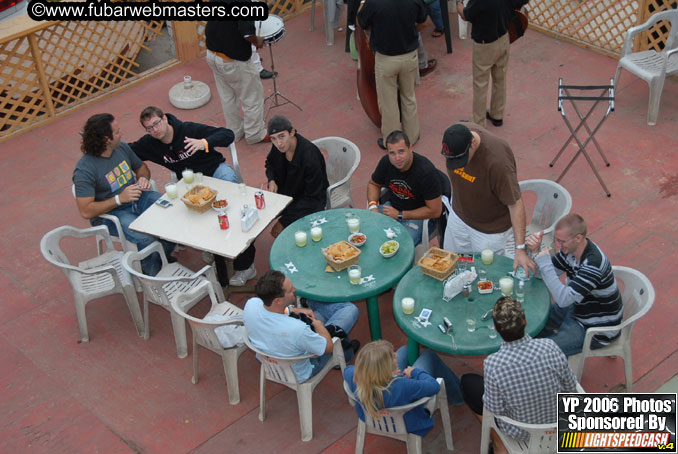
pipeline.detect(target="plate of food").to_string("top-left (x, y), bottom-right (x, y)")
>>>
top-left (348, 232), bottom-right (367, 247)
top-left (379, 240), bottom-right (399, 258)
top-left (322, 240), bottom-right (361, 271)
top-left (477, 280), bottom-right (494, 294)
top-left (212, 199), bottom-right (228, 211)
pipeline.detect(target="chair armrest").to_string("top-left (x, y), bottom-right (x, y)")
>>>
top-left (667, 47), bottom-right (678, 58)
top-left (98, 213), bottom-right (133, 250)
top-left (230, 143), bottom-right (244, 184)
top-left (620, 17), bottom-right (662, 57)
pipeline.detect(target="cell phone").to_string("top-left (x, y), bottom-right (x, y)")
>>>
top-left (155, 199), bottom-right (172, 208)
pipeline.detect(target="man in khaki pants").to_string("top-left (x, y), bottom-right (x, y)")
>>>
top-left (457, 0), bottom-right (529, 127)
top-left (358, 0), bottom-right (428, 150)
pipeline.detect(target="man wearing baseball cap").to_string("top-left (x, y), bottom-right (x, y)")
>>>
top-left (440, 123), bottom-right (535, 276)
top-left (265, 115), bottom-right (329, 238)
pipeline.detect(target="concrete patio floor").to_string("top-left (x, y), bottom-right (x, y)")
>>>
top-left (1, 8), bottom-right (677, 454)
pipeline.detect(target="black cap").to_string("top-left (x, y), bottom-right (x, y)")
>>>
top-left (267, 115), bottom-right (293, 135)
top-left (441, 124), bottom-right (473, 169)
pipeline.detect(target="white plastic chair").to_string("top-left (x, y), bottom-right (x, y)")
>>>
top-left (242, 328), bottom-right (347, 442)
top-left (40, 225), bottom-right (144, 342)
top-left (343, 378), bottom-right (454, 453)
top-left (614, 9), bottom-right (678, 125)
top-left (313, 137), bottom-right (361, 209)
top-left (122, 241), bottom-right (226, 358)
top-left (519, 179), bottom-right (572, 249)
top-left (171, 280), bottom-right (247, 404)
top-left (480, 383), bottom-right (585, 454)
top-left (71, 180), bottom-right (157, 255)
top-left (567, 266), bottom-right (655, 392)
top-left (229, 142), bottom-right (244, 184)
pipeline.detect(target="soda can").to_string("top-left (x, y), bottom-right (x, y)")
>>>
top-left (217, 211), bottom-right (229, 230)
top-left (255, 191), bottom-right (265, 209)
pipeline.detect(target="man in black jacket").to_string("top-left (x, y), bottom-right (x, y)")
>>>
top-left (130, 106), bottom-right (256, 287)
top-left (265, 116), bottom-right (329, 238)
top-left (130, 106), bottom-right (238, 183)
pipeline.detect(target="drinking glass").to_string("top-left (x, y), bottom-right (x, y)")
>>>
top-left (195, 172), bottom-right (204, 184)
top-left (238, 183), bottom-right (247, 196)
top-left (481, 249), bottom-right (494, 265)
top-left (310, 226), bottom-right (322, 242)
top-left (488, 325), bottom-right (497, 339)
top-left (466, 318), bottom-right (476, 332)
top-left (348, 265), bottom-right (362, 285)
top-left (401, 297), bottom-right (415, 314)
top-left (182, 169), bottom-right (195, 185)
top-left (164, 183), bottom-right (178, 200)
top-left (499, 277), bottom-right (514, 296)
top-left (347, 216), bottom-right (360, 233)
top-left (294, 231), bottom-right (307, 247)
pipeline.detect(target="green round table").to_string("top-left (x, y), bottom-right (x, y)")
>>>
top-left (393, 254), bottom-right (551, 365)
top-left (270, 208), bottom-right (415, 340)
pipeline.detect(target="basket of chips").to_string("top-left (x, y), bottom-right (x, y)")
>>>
top-left (181, 185), bottom-right (217, 213)
top-left (322, 240), bottom-right (361, 271)
top-left (417, 247), bottom-right (459, 281)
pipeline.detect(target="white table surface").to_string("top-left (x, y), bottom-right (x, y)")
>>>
top-left (130, 176), bottom-right (292, 259)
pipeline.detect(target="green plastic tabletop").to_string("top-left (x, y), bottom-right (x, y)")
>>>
top-left (270, 208), bottom-right (415, 340)
top-left (393, 254), bottom-right (551, 363)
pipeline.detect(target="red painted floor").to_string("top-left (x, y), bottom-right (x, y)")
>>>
top-left (2, 8), bottom-right (677, 454)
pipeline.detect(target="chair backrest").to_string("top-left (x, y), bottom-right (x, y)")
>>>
top-left (342, 379), bottom-right (439, 441)
top-left (172, 280), bottom-right (243, 352)
top-left (41, 225), bottom-right (116, 283)
top-left (519, 179), bottom-right (572, 235)
top-left (313, 137), bottom-right (361, 209)
top-left (650, 10), bottom-right (678, 55)
top-left (229, 142), bottom-right (244, 184)
top-left (242, 327), bottom-right (316, 386)
top-left (122, 242), bottom-right (174, 306)
top-left (486, 407), bottom-right (559, 453)
top-left (613, 266), bottom-right (655, 333)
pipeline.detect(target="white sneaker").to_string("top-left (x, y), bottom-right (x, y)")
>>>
top-left (229, 264), bottom-right (257, 286)
top-left (201, 251), bottom-right (214, 264)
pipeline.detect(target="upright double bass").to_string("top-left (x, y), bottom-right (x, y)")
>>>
top-left (354, 22), bottom-right (381, 128)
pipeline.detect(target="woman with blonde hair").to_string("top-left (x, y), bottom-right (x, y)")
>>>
top-left (344, 340), bottom-right (462, 436)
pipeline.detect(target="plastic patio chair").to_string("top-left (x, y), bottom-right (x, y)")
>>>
top-left (171, 280), bottom-right (247, 404)
top-left (40, 225), bottom-right (145, 342)
top-left (242, 328), bottom-right (347, 442)
top-left (567, 266), bottom-right (655, 392)
top-left (480, 383), bottom-right (584, 454)
top-left (71, 179), bottom-right (157, 255)
top-left (342, 378), bottom-right (454, 453)
top-left (313, 137), bottom-right (361, 210)
top-left (519, 179), bottom-right (572, 249)
top-left (614, 9), bottom-right (678, 125)
top-left (122, 241), bottom-right (226, 358)
top-left (229, 142), bottom-right (244, 184)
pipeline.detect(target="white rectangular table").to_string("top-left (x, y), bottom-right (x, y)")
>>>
top-left (130, 176), bottom-right (292, 286)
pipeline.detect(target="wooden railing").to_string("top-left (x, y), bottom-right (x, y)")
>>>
top-left (0, 0), bottom-right (674, 142)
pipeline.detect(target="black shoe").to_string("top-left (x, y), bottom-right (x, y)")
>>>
top-left (259, 69), bottom-right (277, 79)
top-left (377, 137), bottom-right (386, 150)
top-left (350, 339), bottom-right (361, 354)
top-left (168, 255), bottom-right (178, 264)
top-left (486, 110), bottom-right (503, 127)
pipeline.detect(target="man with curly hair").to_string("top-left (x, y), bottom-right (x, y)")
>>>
top-left (73, 113), bottom-right (175, 275)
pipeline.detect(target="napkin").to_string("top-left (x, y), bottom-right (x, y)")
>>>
top-left (443, 269), bottom-right (477, 301)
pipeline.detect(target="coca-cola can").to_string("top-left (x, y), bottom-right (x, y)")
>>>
top-left (217, 211), bottom-right (229, 230)
top-left (255, 191), bottom-right (265, 209)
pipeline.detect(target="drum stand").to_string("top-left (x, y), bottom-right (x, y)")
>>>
top-left (263, 42), bottom-right (302, 118)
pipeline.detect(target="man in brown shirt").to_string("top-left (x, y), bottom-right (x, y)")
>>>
top-left (440, 123), bottom-right (535, 276)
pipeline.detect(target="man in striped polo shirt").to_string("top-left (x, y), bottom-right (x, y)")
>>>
top-left (527, 213), bottom-right (623, 356)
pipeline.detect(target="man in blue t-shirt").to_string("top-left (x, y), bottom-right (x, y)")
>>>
top-left (243, 270), bottom-right (360, 383)
top-left (72, 113), bottom-right (174, 276)
top-left (366, 130), bottom-right (443, 246)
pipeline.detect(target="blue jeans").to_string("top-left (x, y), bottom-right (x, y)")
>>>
top-left (537, 302), bottom-right (606, 356)
top-left (308, 300), bottom-right (360, 375)
top-left (426, 0), bottom-right (443, 32)
top-left (397, 346), bottom-right (464, 405)
top-left (92, 190), bottom-right (175, 276)
top-left (212, 162), bottom-right (238, 183)
top-left (379, 202), bottom-right (437, 246)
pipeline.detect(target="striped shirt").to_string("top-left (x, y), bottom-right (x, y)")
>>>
top-left (483, 336), bottom-right (578, 441)
top-left (535, 239), bottom-right (623, 340)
